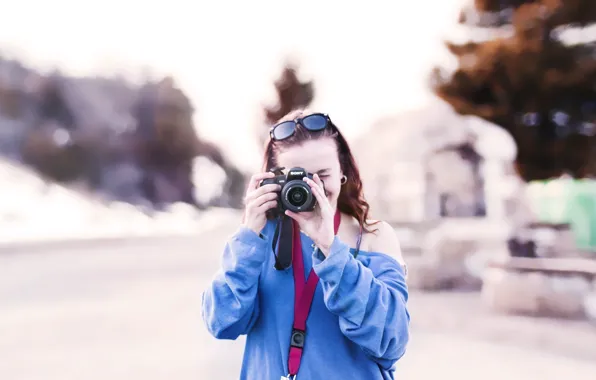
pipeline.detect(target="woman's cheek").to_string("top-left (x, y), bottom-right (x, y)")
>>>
top-left (326, 184), bottom-right (340, 201)
top-left (321, 180), bottom-right (332, 196)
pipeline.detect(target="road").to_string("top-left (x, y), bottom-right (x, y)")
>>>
top-left (1, 222), bottom-right (596, 380)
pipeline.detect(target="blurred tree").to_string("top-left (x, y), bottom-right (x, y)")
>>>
top-left (134, 77), bottom-right (246, 209)
top-left (0, 55), bottom-right (246, 210)
top-left (431, 0), bottom-right (596, 181)
top-left (21, 126), bottom-right (89, 183)
top-left (258, 62), bottom-right (314, 147)
top-left (134, 77), bottom-right (200, 166)
top-left (20, 76), bottom-right (96, 183)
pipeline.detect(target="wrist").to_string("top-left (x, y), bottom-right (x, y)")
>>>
top-left (242, 223), bottom-right (263, 237)
top-left (317, 235), bottom-right (336, 256)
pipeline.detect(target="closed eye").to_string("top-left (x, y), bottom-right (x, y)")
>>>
top-left (316, 170), bottom-right (331, 178)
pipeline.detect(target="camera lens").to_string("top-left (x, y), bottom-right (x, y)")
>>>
top-left (291, 190), bottom-right (304, 203)
top-left (287, 187), bottom-right (308, 207)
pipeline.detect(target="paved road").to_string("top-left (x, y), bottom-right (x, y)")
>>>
top-left (1, 223), bottom-right (596, 380)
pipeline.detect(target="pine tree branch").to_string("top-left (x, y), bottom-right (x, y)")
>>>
top-left (432, 1), bottom-right (596, 181)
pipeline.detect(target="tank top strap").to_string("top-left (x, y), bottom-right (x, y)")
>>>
top-left (354, 224), bottom-right (363, 258)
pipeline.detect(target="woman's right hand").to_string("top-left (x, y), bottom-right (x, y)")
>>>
top-left (243, 172), bottom-right (281, 235)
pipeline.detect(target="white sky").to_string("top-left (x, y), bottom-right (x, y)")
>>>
top-left (0, 0), bottom-right (467, 170)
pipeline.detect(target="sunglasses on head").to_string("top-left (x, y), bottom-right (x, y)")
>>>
top-left (269, 113), bottom-right (333, 141)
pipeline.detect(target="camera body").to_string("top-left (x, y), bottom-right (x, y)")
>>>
top-left (260, 167), bottom-right (321, 215)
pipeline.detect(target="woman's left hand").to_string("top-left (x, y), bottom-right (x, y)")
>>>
top-left (285, 174), bottom-right (335, 256)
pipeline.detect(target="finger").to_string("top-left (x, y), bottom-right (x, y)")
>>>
top-left (253, 192), bottom-right (278, 207)
top-left (313, 173), bottom-right (325, 189)
top-left (298, 211), bottom-right (315, 219)
top-left (247, 192), bottom-right (278, 211)
top-left (256, 200), bottom-right (278, 214)
top-left (247, 172), bottom-right (275, 192)
top-left (303, 176), bottom-right (323, 193)
top-left (290, 210), bottom-right (315, 223)
top-left (245, 183), bottom-right (281, 201)
top-left (304, 177), bottom-right (329, 209)
top-left (285, 210), bottom-right (307, 225)
top-left (310, 174), bottom-right (328, 200)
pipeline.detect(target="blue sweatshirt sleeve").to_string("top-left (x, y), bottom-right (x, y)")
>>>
top-left (201, 226), bottom-right (268, 340)
top-left (312, 237), bottom-right (410, 370)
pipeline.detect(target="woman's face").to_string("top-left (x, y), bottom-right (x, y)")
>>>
top-left (276, 137), bottom-right (343, 210)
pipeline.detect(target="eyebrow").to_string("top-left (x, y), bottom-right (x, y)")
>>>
top-left (316, 169), bottom-right (331, 175)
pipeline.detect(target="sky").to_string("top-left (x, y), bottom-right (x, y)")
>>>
top-left (0, 0), bottom-right (468, 169)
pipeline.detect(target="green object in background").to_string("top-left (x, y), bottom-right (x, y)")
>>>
top-left (567, 180), bottom-right (596, 249)
top-left (528, 179), bottom-right (596, 250)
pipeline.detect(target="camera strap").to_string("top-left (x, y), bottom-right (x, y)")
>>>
top-left (272, 215), bottom-right (294, 270)
top-left (285, 210), bottom-right (341, 378)
top-left (273, 212), bottom-right (363, 269)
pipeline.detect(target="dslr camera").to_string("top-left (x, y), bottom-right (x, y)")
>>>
top-left (260, 167), bottom-right (321, 215)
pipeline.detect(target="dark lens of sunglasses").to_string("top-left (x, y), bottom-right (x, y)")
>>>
top-left (301, 114), bottom-right (327, 131)
top-left (272, 121), bottom-right (296, 140)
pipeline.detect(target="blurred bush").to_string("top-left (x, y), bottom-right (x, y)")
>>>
top-left (0, 56), bottom-right (245, 210)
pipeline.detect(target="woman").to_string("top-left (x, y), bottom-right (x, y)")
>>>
top-left (201, 110), bottom-right (410, 379)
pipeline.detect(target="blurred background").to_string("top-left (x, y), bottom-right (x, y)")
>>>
top-left (1, 0), bottom-right (596, 379)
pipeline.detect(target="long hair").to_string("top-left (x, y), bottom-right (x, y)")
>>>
top-left (263, 110), bottom-right (378, 232)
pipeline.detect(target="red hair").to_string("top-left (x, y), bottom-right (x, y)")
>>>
top-left (263, 110), bottom-right (378, 232)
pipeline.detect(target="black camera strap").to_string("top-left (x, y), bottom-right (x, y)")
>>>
top-left (272, 215), bottom-right (293, 270)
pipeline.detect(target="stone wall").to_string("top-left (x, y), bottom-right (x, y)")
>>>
top-left (482, 257), bottom-right (596, 324)
top-left (404, 218), bottom-right (512, 290)
top-left (509, 222), bottom-right (580, 258)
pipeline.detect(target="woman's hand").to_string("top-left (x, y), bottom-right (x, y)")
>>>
top-left (285, 174), bottom-right (335, 256)
top-left (243, 172), bottom-right (281, 235)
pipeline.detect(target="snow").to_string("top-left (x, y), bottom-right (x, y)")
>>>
top-left (0, 158), bottom-right (238, 245)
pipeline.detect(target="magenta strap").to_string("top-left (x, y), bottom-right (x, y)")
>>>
top-left (287, 210), bottom-right (341, 376)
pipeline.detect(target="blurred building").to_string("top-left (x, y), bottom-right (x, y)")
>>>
top-left (355, 98), bottom-right (521, 225)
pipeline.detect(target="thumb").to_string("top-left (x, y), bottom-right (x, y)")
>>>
top-left (285, 210), bottom-right (306, 225)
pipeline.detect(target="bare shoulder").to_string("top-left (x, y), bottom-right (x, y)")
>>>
top-left (366, 220), bottom-right (406, 266)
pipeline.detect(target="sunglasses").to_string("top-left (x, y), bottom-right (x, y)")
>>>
top-left (269, 113), bottom-right (333, 141)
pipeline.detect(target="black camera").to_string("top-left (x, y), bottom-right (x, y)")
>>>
top-left (260, 167), bottom-right (321, 214)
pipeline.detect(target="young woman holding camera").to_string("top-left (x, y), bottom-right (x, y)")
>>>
top-left (202, 110), bottom-right (410, 379)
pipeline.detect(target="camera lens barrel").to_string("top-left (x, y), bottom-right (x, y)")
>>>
top-left (281, 180), bottom-right (315, 212)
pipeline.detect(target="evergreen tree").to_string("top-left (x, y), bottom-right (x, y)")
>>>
top-left (258, 62), bottom-right (314, 147)
top-left (431, 0), bottom-right (596, 181)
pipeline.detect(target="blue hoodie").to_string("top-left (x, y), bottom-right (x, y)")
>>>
top-left (202, 220), bottom-right (410, 379)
